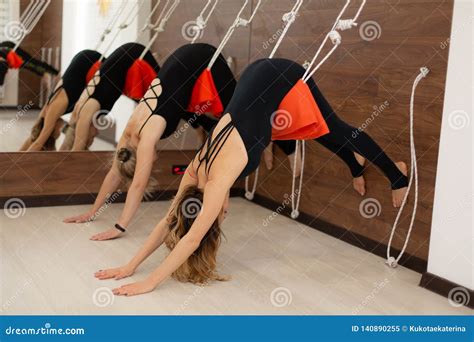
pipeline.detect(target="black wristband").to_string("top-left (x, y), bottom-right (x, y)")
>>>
top-left (114, 223), bottom-right (127, 233)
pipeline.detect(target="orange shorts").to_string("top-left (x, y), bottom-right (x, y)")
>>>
top-left (187, 68), bottom-right (224, 118)
top-left (271, 79), bottom-right (329, 141)
top-left (123, 59), bottom-right (158, 100)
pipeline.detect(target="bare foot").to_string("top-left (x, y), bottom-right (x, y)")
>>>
top-left (263, 142), bottom-right (274, 170)
top-left (353, 176), bottom-right (366, 196)
top-left (392, 161), bottom-right (408, 208)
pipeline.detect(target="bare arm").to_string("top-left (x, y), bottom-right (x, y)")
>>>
top-left (95, 166), bottom-right (198, 280)
top-left (27, 98), bottom-right (66, 152)
top-left (63, 136), bottom-right (126, 223)
top-left (89, 114), bottom-right (167, 240)
top-left (115, 134), bottom-right (158, 229)
top-left (71, 98), bottom-right (99, 151)
top-left (148, 179), bottom-right (229, 287)
top-left (19, 136), bottom-right (33, 151)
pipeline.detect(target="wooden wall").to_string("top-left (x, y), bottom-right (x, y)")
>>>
top-left (249, 0), bottom-right (453, 262)
top-left (0, 150), bottom-right (197, 198)
top-left (18, 0), bottom-right (62, 106)
top-left (151, 0), bottom-right (253, 76)
top-left (150, 0), bottom-right (454, 263)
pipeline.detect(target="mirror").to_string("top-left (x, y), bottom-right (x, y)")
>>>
top-left (0, 0), bottom-right (251, 153)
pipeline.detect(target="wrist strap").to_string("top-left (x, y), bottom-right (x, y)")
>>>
top-left (114, 223), bottom-right (127, 233)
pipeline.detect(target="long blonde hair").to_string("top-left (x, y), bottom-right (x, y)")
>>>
top-left (60, 123), bottom-right (76, 150)
top-left (165, 186), bottom-right (228, 285)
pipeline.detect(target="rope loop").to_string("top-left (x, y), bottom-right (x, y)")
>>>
top-left (328, 30), bottom-right (342, 45)
top-left (385, 66), bottom-right (429, 268)
top-left (336, 19), bottom-right (356, 31)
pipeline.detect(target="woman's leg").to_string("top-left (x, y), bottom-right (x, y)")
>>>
top-left (308, 80), bottom-right (408, 206)
top-left (315, 136), bottom-right (367, 196)
top-left (71, 97), bottom-right (101, 151)
top-left (318, 114), bottom-right (408, 206)
top-left (21, 81), bottom-right (69, 151)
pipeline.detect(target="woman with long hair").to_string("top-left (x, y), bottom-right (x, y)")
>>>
top-left (94, 58), bottom-right (408, 296)
top-left (18, 49), bottom-right (102, 151)
top-left (59, 42), bottom-right (160, 151)
top-left (64, 43), bottom-right (236, 241)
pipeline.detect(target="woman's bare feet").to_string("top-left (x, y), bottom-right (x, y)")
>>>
top-left (353, 176), bottom-right (366, 196)
top-left (392, 161), bottom-right (408, 208)
top-left (352, 152), bottom-right (366, 196)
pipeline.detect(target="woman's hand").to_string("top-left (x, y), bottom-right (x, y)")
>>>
top-left (90, 228), bottom-right (123, 241)
top-left (94, 265), bottom-right (135, 280)
top-left (63, 211), bottom-right (96, 223)
top-left (112, 279), bottom-right (157, 296)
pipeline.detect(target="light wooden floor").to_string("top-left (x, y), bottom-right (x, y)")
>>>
top-left (0, 110), bottom-right (114, 151)
top-left (1, 198), bottom-right (470, 315)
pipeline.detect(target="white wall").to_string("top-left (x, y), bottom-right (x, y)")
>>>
top-left (61, 0), bottom-right (151, 140)
top-left (427, 0), bottom-right (473, 289)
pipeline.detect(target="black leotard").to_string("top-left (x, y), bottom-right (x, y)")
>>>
top-left (89, 43), bottom-right (159, 112)
top-left (138, 43), bottom-right (236, 139)
top-left (197, 58), bottom-right (408, 189)
top-left (46, 49), bottom-right (102, 113)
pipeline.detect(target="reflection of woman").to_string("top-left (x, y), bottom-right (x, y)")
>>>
top-left (64, 43), bottom-right (236, 241)
top-left (94, 58), bottom-right (408, 296)
top-left (60, 42), bottom-right (160, 151)
top-left (0, 41), bottom-right (59, 86)
top-left (19, 49), bottom-right (102, 151)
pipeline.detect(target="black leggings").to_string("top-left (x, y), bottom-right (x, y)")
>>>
top-left (275, 89), bottom-right (407, 189)
top-left (237, 58), bottom-right (407, 190)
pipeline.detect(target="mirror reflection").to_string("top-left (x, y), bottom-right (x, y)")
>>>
top-left (0, 0), bottom-right (226, 152)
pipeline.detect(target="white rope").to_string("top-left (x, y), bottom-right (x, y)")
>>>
top-left (14, 0), bottom-right (51, 50)
top-left (244, 167), bottom-right (259, 200)
top-left (207, 0), bottom-right (261, 70)
top-left (287, 0), bottom-right (365, 218)
top-left (290, 140), bottom-right (305, 218)
top-left (302, 0), bottom-right (366, 83)
top-left (139, 0), bottom-right (181, 60)
top-left (140, 0), bottom-right (162, 32)
top-left (268, 0), bottom-right (304, 59)
top-left (19, 0), bottom-right (36, 23)
top-left (191, 0), bottom-right (220, 44)
top-left (245, 0), bottom-right (303, 201)
top-left (20, 0), bottom-right (43, 33)
top-left (100, 0), bottom-right (147, 60)
top-left (95, 0), bottom-right (128, 51)
top-left (385, 67), bottom-right (429, 268)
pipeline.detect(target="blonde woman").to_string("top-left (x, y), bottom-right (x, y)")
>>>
top-left (95, 58), bottom-right (408, 296)
top-left (18, 49), bottom-right (102, 151)
top-left (64, 43), bottom-right (236, 241)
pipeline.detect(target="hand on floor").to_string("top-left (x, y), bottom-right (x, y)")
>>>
top-left (90, 228), bottom-right (123, 241)
top-left (94, 265), bottom-right (135, 280)
top-left (112, 280), bottom-right (156, 297)
top-left (63, 211), bottom-right (95, 223)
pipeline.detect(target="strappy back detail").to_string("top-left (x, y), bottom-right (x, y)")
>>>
top-left (138, 80), bottom-right (163, 136)
top-left (85, 72), bottom-right (100, 97)
top-left (194, 121), bottom-right (235, 176)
